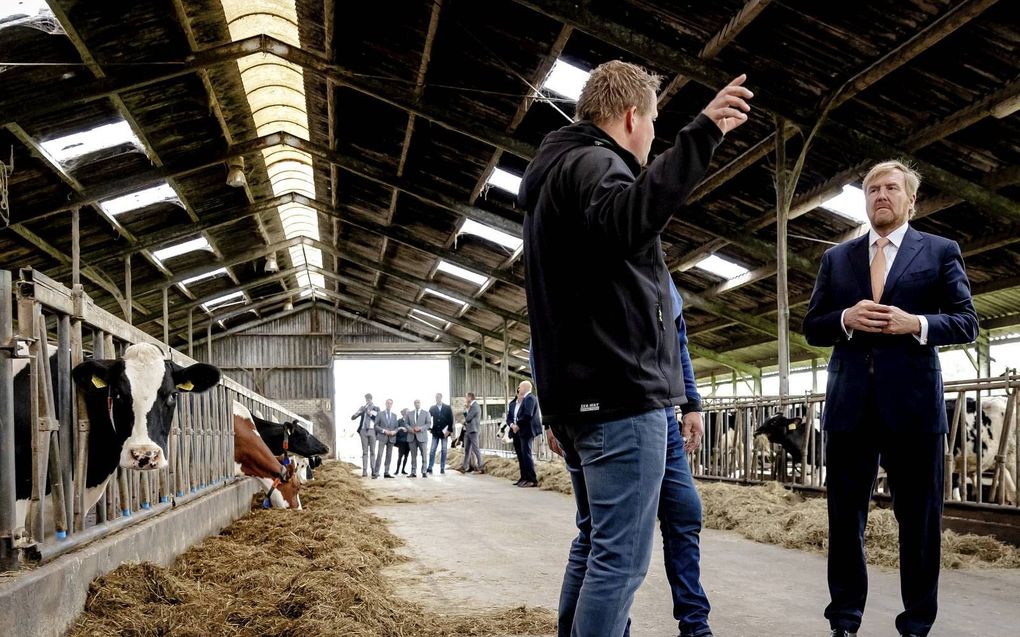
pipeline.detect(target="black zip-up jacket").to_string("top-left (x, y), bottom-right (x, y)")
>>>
top-left (518, 114), bottom-right (722, 427)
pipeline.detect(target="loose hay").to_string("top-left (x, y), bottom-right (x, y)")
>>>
top-left (71, 461), bottom-right (556, 637)
top-left (451, 450), bottom-right (1020, 570)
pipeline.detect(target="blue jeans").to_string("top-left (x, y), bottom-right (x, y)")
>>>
top-left (555, 409), bottom-right (667, 637)
top-left (427, 433), bottom-right (447, 473)
top-left (623, 410), bottom-right (712, 637)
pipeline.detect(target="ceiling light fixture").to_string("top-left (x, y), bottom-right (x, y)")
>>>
top-left (264, 252), bottom-right (279, 273)
top-left (226, 156), bottom-right (246, 188)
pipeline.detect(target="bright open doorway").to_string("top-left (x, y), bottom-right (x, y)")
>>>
top-left (333, 357), bottom-right (451, 463)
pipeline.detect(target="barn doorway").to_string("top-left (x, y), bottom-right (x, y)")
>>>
top-left (333, 344), bottom-right (453, 463)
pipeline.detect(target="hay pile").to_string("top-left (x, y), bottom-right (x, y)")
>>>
top-left (458, 450), bottom-right (1020, 570)
top-left (449, 449), bottom-right (573, 495)
top-left (71, 461), bottom-right (555, 637)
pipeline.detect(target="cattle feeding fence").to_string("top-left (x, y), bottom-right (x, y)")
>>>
top-left (697, 373), bottom-right (1020, 512)
top-left (0, 268), bottom-right (308, 571)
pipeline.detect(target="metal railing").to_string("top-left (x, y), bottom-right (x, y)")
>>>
top-left (695, 373), bottom-right (1020, 509)
top-left (477, 417), bottom-right (555, 463)
top-left (0, 269), bottom-right (307, 569)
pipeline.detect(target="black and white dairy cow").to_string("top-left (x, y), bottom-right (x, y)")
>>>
top-left (946, 396), bottom-right (1014, 503)
top-left (251, 409), bottom-right (328, 481)
top-left (753, 413), bottom-right (824, 475)
top-left (13, 342), bottom-right (220, 530)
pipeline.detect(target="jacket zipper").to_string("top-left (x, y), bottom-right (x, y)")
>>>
top-left (651, 260), bottom-right (674, 400)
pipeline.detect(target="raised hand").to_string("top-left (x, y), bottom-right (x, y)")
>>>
top-left (702, 74), bottom-right (753, 135)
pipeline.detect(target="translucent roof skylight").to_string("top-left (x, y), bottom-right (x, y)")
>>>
top-left (39, 120), bottom-right (143, 165)
top-left (409, 309), bottom-right (448, 331)
top-left (152, 236), bottom-right (213, 263)
top-left (0, 0), bottom-right (52, 27)
top-left (820, 185), bottom-right (868, 225)
top-left (202, 291), bottom-right (246, 313)
top-left (179, 267), bottom-right (228, 287)
top-left (542, 59), bottom-right (590, 101)
top-left (436, 261), bottom-right (488, 287)
top-left (693, 254), bottom-right (751, 280)
top-left (424, 287), bottom-right (468, 308)
top-left (221, 0), bottom-right (323, 291)
top-left (487, 167), bottom-right (522, 195)
top-left (460, 219), bottom-right (522, 252)
top-left (99, 183), bottom-right (182, 216)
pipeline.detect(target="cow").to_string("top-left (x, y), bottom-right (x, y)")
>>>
top-left (250, 410), bottom-right (329, 479)
top-left (753, 413), bottom-right (824, 477)
top-left (232, 401), bottom-right (301, 509)
top-left (947, 396), bottom-right (1014, 504)
top-left (13, 342), bottom-right (220, 533)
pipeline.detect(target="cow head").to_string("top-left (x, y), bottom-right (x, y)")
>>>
top-left (252, 414), bottom-right (330, 458)
top-left (754, 414), bottom-right (808, 464)
top-left (73, 343), bottom-right (220, 470)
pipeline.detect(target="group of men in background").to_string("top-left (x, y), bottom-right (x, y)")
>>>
top-left (351, 391), bottom-right (488, 478)
top-left (350, 384), bottom-right (544, 488)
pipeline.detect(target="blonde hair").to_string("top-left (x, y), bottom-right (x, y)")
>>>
top-left (576, 60), bottom-right (661, 125)
top-left (863, 160), bottom-right (922, 216)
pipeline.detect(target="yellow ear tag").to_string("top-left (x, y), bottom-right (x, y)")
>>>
top-left (787, 422), bottom-right (797, 430)
top-left (91, 375), bottom-right (107, 389)
top-left (176, 380), bottom-right (195, 391)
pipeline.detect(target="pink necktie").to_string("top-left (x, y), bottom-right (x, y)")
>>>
top-left (871, 237), bottom-right (890, 302)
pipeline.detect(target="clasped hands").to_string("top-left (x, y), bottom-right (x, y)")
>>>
top-left (843, 299), bottom-right (920, 335)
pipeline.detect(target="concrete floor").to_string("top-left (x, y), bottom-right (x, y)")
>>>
top-left (362, 465), bottom-right (1020, 637)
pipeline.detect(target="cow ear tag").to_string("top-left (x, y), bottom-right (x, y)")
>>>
top-left (91, 375), bottom-right (107, 389)
top-left (176, 380), bottom-right (195, 391)
top-left (787, 422), bottom-right (797, 430)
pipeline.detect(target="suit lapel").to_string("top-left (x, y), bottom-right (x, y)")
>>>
top-left (882, 227), bottom-right (923, 302)
top-left (847, 235), bottom-right (872, 301)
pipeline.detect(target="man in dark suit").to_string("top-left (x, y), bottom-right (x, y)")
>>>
top-left (804, 160), bottom-right (978, 637)
top-left (507, 380), bottom-right (542, 487)
top-left (427, 392), bottom-right (455, 475)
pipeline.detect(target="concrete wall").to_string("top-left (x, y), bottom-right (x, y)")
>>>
top-left (0, 478), bottom-right (259, 637)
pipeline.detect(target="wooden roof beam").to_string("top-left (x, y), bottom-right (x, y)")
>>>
top-left (510, 0), bottom-right (1019, 222)
top-left (657, 0), bottom-right (773, 108)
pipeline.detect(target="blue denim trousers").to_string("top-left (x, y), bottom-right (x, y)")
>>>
top-left (622, 409), bottom-right (712, 637)
top-left (427, 433), bottom-right (447, 473)
top-left (555, 409), bottom-right (667, 637)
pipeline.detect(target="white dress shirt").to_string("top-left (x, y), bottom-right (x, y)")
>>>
top-left (841, 222), bottom-right (928, 344)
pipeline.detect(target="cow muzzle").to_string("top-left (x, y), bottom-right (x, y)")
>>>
top-left (125, 445), bottom-right (165, 470)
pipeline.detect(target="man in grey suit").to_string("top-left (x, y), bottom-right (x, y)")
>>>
top-left (459, 391), bottom-right (485, 473)
top-left (351, 393), bottom-right (378, 477)
top-left (408, 398), bottom-right (431, 478)
top-left (373, 398), bottom-right (399, 479)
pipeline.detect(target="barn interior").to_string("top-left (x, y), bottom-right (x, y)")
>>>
top-left (1, 1), bottom-right (1019, 635)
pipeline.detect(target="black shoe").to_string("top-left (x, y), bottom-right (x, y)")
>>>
top-left (400, 470), bottom-right (408, 475)
top-left (900, 634), bottom-right (922, 637)
top-left (372, 475), bottom-right (379, 479)
top-left (518, 481), bottom-right (538, 488)
top-left (830, 630), bottom-right (857, 637)
top-left (384, 474), bottom-right (394, 478)
top-left (514, 479), bottom-right (524, 486)
top-left (422, 473), bottom-right (428, 478)
top-left (426, 469), bottom-right (433, 475)
top-left (409, 473), bottom-right (417, 478)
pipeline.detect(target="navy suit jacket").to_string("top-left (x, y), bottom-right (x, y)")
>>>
top-left (803, 227), bottom-right (977, 433)
top-left (508, 394), bottom-right (542, 439)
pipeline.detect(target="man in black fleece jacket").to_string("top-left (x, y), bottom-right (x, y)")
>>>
top-left (518, 61), bottom-right (751, 637)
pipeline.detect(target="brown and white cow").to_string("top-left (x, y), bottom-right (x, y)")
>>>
top-left (232, 402), bottom-right (301, 509)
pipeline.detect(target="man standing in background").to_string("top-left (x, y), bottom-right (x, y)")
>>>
top-left (408, 398), bottom-right (431, 478)
top-left (459, 392), bottom-right (484, 474)
top-left (351, 393), bottom-right (378, 478)
top-left (427, 392), bottom-right (455, 475)
top-left (373, 398), bottom-right (399, 479)
top-left (508, 381), bottom-right (541, 487)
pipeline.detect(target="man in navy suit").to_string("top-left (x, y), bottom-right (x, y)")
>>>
top-left (804, 160), bottom-right (978, 637)
top-left (508, 380), bottom-right (542, 487)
